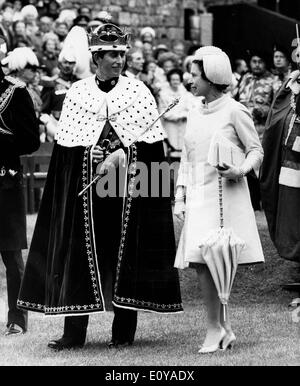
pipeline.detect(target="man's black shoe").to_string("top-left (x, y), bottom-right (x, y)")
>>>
top-left (48, 337), bottom-right (84, 351)
top-left (107, 339), bottom-right (133, 349)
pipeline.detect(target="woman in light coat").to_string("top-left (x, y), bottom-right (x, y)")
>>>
top-left (158, 69), bottom-right (193, 152)
top-left (174, 47), bottom-right (264, 354)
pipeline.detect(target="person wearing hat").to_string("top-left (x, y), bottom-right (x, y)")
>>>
top-left (0, 40), bottom-right (40, 336)
top-left (77, 5), bottom-right (92, 19)
top-left (174, 46), bottom-right (264, 354)
top-left (39, 24), bottom-right (91, 142)
top-left (140, 26), bottom-right (155, 44)
top-left (260, 44), bottom-right (300, 293)
top-left (56, 9), bottom-right (77, 29)
top-left (40, 48), bottom-right (78, 142)
top-left (2, 47), bottom-right (42, 117)
top-left (18, 23), bottom-right (183, 350)
top-left (73, 14), bottom-right (90, 30)
top-left (237, 50), bottom-right (274, 141)
top-left (237, 51), bottom-right (274, 211)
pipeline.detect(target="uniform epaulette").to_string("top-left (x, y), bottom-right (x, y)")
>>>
top-left (5, 76), bottom-right (26, 88)
top-left (0, 77), bottom-right (24, 114)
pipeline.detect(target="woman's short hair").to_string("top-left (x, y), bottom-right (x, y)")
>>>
top-left (42, 35), bottom-right (60, 52)
top-left (157, 52), bottom-right (179, 68)
top-left (12, 20), bottom-right (25, 33)
top-left (166, 68), bottom-right (183, 83)
top-left (193, 59), bottom-right (228, 92)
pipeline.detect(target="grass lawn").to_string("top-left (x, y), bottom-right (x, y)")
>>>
top-left (0, 212), bottom-right (299, 366)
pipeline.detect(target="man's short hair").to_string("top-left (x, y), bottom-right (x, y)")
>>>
top-left (126, 48), bottom-right (143, 63)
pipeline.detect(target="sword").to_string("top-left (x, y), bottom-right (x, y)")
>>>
top-left (0, 127), bottom-right (13, 135)
top-left (78, 97), bottom-right (181, 197)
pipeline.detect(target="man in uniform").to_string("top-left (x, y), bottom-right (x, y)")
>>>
top-left (18, 23), bottom-right (183, 350)
top-left (40, 50), bottom-right (77, 141)
top-left (237, 51), bottom-right (274, 211)
top-left (0, 49), bottom-right (40, 335)
top-left (261, 49), bottom-right (300, 286)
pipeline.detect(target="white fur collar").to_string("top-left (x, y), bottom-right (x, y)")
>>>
top-left (55, 75), bottom-right (165, 147)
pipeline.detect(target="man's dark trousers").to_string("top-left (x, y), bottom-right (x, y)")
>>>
top-left (1, 250), bottom-right (28, 331)
top-left (62, 308), bottom-right (138, 345)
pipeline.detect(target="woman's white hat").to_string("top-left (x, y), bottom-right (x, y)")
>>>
top-left (20, 5), bottom-right (39, 19)
top-left (140, 27), bottom-right (156, 39)
top-left (194, 46), bottom-right (232, 86)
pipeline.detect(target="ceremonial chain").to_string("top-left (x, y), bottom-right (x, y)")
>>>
top-left (291, 92), bottom-right (297, 112)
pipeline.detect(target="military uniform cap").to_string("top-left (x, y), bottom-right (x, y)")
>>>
top-left (73, 15), bottom-right (90, 26)
top-left (88, 23), bottom-right (131, 53)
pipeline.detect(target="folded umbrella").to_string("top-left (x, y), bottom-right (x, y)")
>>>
top-left (199, 175), bottom-right (245, 321)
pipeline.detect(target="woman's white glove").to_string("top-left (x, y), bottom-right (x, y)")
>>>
top-left (174, 185), bottom-right (186, 221)
top-left (40, 114), bottom-right (58, 141)
top-left (174, 200), bottom-right (186, 221)
top-left (39, 113), bottom-right (51, 125)
top-left (217, 162), bottom-right (245, 180)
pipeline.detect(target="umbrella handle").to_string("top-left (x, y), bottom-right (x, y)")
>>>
top-left (218, 175), bottom-right (224, 229)
top-left (223, 303), bottom-right (227, 323)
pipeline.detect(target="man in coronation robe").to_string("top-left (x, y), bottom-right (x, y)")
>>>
top-left (18, 23), bottom-right (183, 350)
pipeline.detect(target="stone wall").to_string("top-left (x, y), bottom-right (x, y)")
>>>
top-left (81, 0), bottom-right (257, 44)
top-left (204, 0), bottom-right (256, 7)
top-left (83, 0), bottom-right (208, 43)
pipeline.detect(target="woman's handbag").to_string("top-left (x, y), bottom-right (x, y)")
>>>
top-left (207, 132), bottom-right (245, 169)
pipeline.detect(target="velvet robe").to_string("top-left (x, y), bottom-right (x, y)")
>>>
top-left (18, 140), bottom-right (183, 315)
top-left (261, 84), bottom-right (300, 262)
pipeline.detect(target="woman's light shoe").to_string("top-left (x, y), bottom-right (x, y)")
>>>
top-left (198, 327), bottom-right (227, 354)
top-left (220, 331), bottom-right (236, 351)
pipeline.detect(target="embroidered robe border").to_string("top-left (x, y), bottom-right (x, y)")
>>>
top-left (112, 145), bottom-right (182, 313)
top-left (43, 147), bottom-right (107, 315)
top-left (17, 143), bottom-right (183, 315)
top-left (17, 148), bottom-right (107, 315)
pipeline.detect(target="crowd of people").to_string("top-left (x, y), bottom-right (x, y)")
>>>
top-left (0, 2), bottom-right (295, 164)
top-left (0, 1), bottom-right (299, 356)
top-left (0, 2), bottom-right (294, 157)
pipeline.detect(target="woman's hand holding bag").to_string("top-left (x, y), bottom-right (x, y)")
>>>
top-left (174, 185), bottom-right (186, 221)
